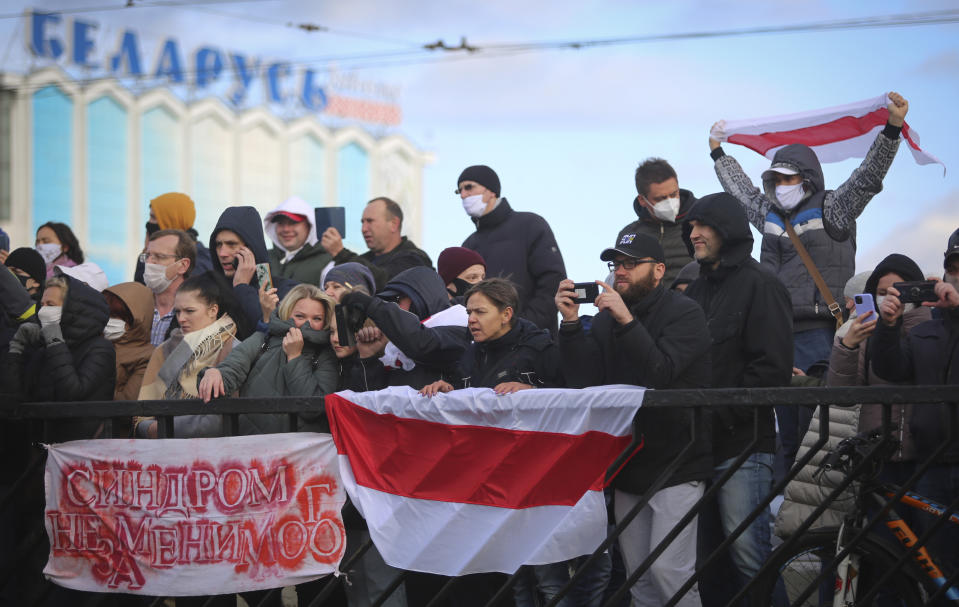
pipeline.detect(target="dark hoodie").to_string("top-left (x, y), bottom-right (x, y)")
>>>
top-left (683, 193), bottom-right (793, 460)
top-left (620, 188), bottom-right (697, 288)
top-left (1, 275), bottom-right (116, 440)
top-left (459, 317), bottom-right (562, 389)
top-left (209, 206), bottom-right (297, 332)
top-left (345, 267), bottom-right (470, 390)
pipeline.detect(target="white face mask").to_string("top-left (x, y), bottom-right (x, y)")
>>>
top-left (775, 183), bottom-right (805, 210)
top-left (143, 262), bottom-right (175, 293)
top-left (38, 305), bottom-right (62, 327)
top-left (36, 243), bottom-right (63, 265)
top-left (650, 196), bottom-right (681, 223)
top-left (103, 318), bottom-right (127, 341)
top-left (462, 194), bottom-right (488, 218)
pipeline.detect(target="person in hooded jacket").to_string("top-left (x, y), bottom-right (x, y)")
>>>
top-left (709, 94), bottom-right (910, 481)
top-left (681, 192), bottom-right (793, 604)
top-left (196, 284), bottom-right (338, 435)
top-left (619, 158), bottom-right (697, 288)
top-left (2, 249), bottom-right (45, 361)
top-left (870, 270), bottom-right (959, 576)
top-left (775, 254), bottom-right (932, 540)
top-left (340, 266), bottom-right (469, 391)
top-left (264, 196), bottom-right (334, 285)
top-left (2, 274), bottom-right (116, 440)
top-left (209, 205), bottom-right (297, 335)
top-left (102, 282), bottom-right (156, 403)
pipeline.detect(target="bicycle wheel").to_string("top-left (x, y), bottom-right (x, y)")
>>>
top-left (750, 528), bottom-right (925, 607)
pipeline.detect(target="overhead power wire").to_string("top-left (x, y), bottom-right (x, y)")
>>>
top-left (4, 8), bottom-right (959, 92)
top-left (0, 0), bottom-right (275, 20)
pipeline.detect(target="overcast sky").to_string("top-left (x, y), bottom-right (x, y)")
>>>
top-left (3, 0), bottom-right (958, 297)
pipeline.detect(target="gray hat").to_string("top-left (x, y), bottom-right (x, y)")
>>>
top-left (843, 271), bottom-right (871, 299)
top-left (324, 262), bottom-right (375, 295)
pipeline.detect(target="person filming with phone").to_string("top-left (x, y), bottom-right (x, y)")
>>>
top-left (554, 230), bottom-right (712, 607)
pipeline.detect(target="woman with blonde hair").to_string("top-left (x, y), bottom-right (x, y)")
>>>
top-left (198, 283), bottom-right (338, 434)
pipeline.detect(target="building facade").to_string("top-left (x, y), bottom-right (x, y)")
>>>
top-left (0, 67), bottom-right (431, 284)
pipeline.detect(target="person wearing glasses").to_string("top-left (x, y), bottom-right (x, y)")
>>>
top-left (457, 165), bottom-right (566, 334)
top-left (141, 229), bottom-right (196, 345)
top-left (555, 232), bottom-right (712, 607)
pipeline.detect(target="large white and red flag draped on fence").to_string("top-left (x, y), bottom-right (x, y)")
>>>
top-left (43, 433), bottom-right (346, 595)
top-left (710, 93), bottom-right (945, 174)
top-left (326, 385), bottom-right (644, 576)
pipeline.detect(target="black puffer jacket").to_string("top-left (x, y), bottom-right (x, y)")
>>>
top-left (209, 206), bottom-right (297, 334)
top-left (619, 189), bottom-right (697, 288)
top-left (1, 275), bottom-right (116, 440)
top-left (459, 318), bottom-right (563, 389)
top-left (463, 199), bottom-right (566, 333)
top-left (560, 282), bottom-right (712, 494)
top-left (682, 193), bottom-right (794, 461)
top-left (871, 306), bottom-right (959, 462)
top-left (348, 267), bottom-right (469, 391)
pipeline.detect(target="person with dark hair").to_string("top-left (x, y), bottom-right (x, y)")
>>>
top-left (35, 221), bottom-right (84, 277)
top-left (196, 284), bottom-right (338, 435)
top-left (437, 246), bottom-right (486, 301)
top-left (681, 192), bottom-right (793, 604)
top-left (457, 164), bottom-right (567, 333)
top-left (2, 274), bottom-right (116, 439)
top-left (619, 157), bottom-right (698, 287)
top-left (142, 229), bottom-right (196, 345)
top-left (776, 254), bottom-right (932, 540)
top-left (5, 247), bottom-right (46, 301)
top-left (323, 261), bottom-right (376, 302)
top-left (555, 232), bottom-right (711, 607)
top-left (319, 197), bottom-right (432, 292)
top-left (871, 258), bottom-right (959, 576)
top-left (102, 281), bottom-right (157, 404)
top-left (422, 278), bottom-right (562, 395)
top-left (209, 206), bottom-right (297, 334)
top-left (136, 272), bottom-right (241, 438)
top-left (136, 192), bottom-right (214, 282)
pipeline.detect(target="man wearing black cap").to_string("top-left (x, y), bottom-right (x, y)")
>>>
top-left (458, 165), bottom-right (566, 333)
top-left (5, 247), bottom-right (46, 300)
top-left (556, 232), bottom-right (711, 607)
top-left (681, 192), bottom-right (793, 604)
top-left (944, 227), bottom-right (959, 291)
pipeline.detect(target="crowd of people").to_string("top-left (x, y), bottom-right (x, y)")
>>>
top-left (2, 90), bottom-right (959, 607)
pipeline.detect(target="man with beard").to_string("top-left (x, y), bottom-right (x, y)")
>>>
top-left (556, 230), bottom-right (712, 607)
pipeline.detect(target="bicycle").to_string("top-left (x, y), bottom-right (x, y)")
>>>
top-left (750, 428), bottom-right (959, 606)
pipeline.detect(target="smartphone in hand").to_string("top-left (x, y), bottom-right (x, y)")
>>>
top-left (572, 282), bottom-right (599, 304)
top-left (255, 263), bottom-right (273, 290)
top-left (853, 293), bottom-right (875, 318)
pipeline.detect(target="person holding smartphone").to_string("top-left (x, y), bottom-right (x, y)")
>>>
top-left (554, 231), bottom-right (712, 607)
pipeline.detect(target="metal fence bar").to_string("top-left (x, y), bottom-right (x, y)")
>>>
top-left (2, 386), bottom-right (957, 606)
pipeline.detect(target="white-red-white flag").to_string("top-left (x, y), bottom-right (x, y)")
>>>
top-left (43, 434), bottom-right (346, 595)
top-left (326, 386), bottom-right (643, 576)
top-left (711, 93), bottom-right (945, 174)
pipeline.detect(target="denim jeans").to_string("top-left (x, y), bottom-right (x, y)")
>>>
top-left (714, 452), bottom-right (774, 583)
top-left (513, 554), bottom-right (611, 607)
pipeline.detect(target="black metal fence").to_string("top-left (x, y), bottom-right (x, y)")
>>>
top-left (1, 385), bottom-right (957, 607)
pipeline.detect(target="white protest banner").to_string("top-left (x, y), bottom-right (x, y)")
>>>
top-left (43, 433), bottom-right (345, 595)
